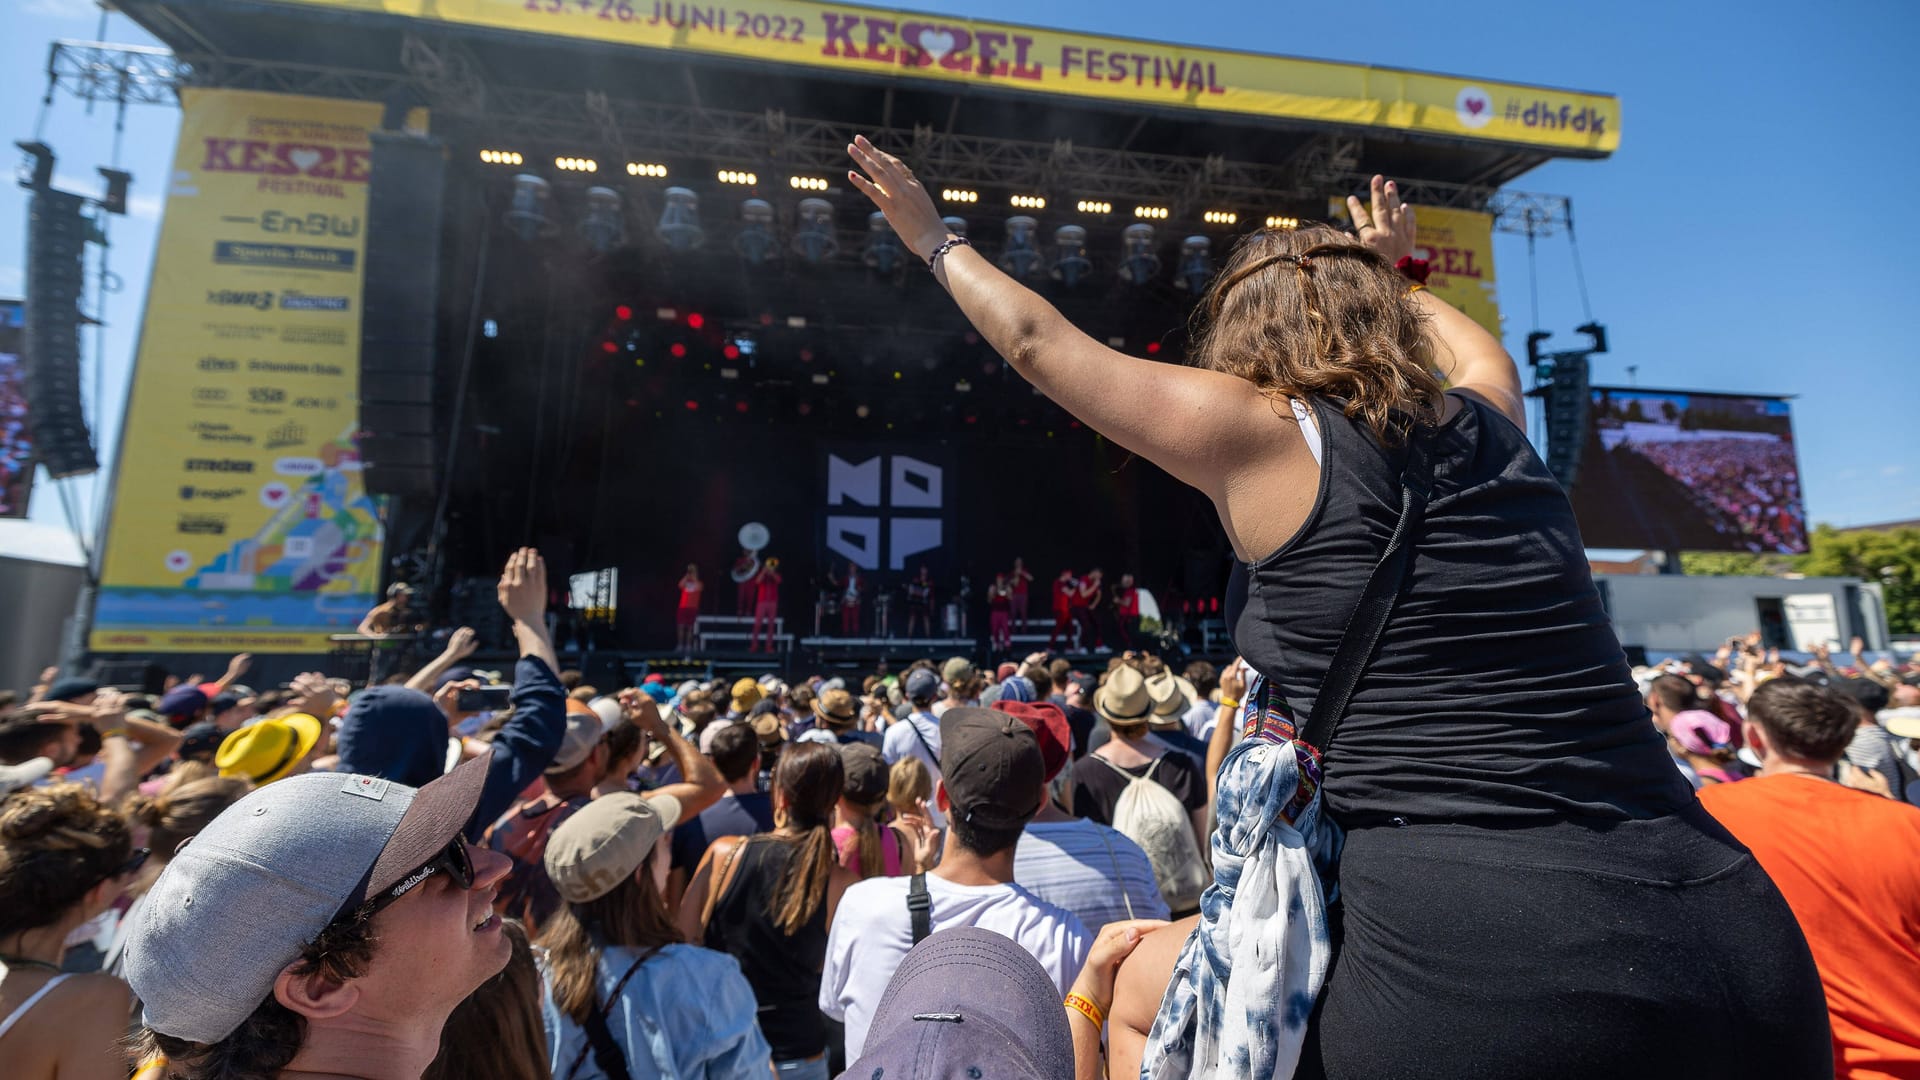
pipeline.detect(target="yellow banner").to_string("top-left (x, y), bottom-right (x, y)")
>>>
top-left (91, 89), bottom-right (398, 654)
top-left (249, 0), bottom-right (1617, 153)
top-left (1410, 205), bottom-right (1501, 336)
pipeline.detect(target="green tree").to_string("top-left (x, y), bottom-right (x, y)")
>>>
top-left (1798, 524), bottom-right (1920, 635)
top-left (1679, 551), bottom-right (1791, 577)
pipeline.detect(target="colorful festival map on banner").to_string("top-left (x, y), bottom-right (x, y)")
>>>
top-left (91, 90), bottom-right (400, 654)
top-left (247, 0), bottom-right (1617, 154)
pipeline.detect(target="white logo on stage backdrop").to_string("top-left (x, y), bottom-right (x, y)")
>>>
top-left (825, 453), bottom-right (944, 570)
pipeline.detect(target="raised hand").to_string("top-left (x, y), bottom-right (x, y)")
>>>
top-left (497, 547), bottom-right (548, 624)
top-left (1346, 174), bottom-right (1416, 264)
top-left (225, 652), bottom-right (254, 680)
top-left (288, 671), bottom-right (339, 718)
top-left (896, 801), bottom-right (942, 871)
top-left (846, 134), bottom-right (949, 262)
top-left (445, 626), bottom-right (479, 661)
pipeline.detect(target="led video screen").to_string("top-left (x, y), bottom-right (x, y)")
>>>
top-left (0, 300), bottom-right (31, 518)
top-left (1570, 387), bottom-right (1808, 553)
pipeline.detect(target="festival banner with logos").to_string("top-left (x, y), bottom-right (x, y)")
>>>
top-left (1408, 205), bottom-right (1500, 336)
top-left (90, 89), bottom-right (406, 653)
top-left (249, 0), bottom-right (1617, 154)
top-left (0, 299), bottom-right (31, 518)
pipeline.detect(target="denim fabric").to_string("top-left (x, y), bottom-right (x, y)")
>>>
top-left (543, 944), bottom-right (772, 1080)
top-left (1141, 675), bottom-right (1340, 1079)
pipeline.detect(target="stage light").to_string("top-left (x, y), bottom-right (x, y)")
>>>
top-left (999, 215), bottom-right (1043, 279)
top-left (625, 162), bottom-right (668, 177)
top-left (811, 374), bottom-right (829, 385)
top-left (1265, 215), bottom-right (1300, 230)
top-left (791, 197), bottom-right (839, 265)
top-left (735, 198), bottom-right (777, 265)
top-left (789, 175), bottom-right (829, 191)
top-left (735, 401), bottom-right (750, 414)
top-left (1146, 341), bottom-right (1162, 355)
top-left (655, 186), bottom-right (704, 252)
top-left (503, 174), bottom-right (555, 241)
top-left (687, 312), bottom-right (705, 329)
top-left (1075, 200), bottom-right (1112, 215)
top-left (1119, 223), bottom-right (1161, 285)
top-left (864, 211), bottom-right (905, 275)
top-left (685, 400), bottom-right (700, 411)
top-left (600, 340), bottom-right (618, 354)
top-left (717, 169), bottom-right (758, 185)
top-left (579, 186), bottom-right (625, 254)
top-left (941, 188), bottom-right (979, 203)
top-left (723, 344), bottom-right (741, 360)
top-left (1202, 210), bottom-right (1237, 225)
top-left (1051, 225), bottom-right (1091, 288)
top-left (1133, 206), bottom-right (1169, 220)
top-left (1176, 234), bottom-right (1212, 292)
top-left (720, 368), bottom-right (740, 380)
top-left (479, 149), bottom-right (523, 165)
top-left (856, 404), bottom-right (871, 418)
top-left (556, 156), bottom-right (598, 172)
top-left (669, 343), bottom-right (687, 358)
top-left (615, 305), bottom-right (633, 320)
top-left (1010, 194), bottom-right (1047, 210)
top-left (955, 379), bottom-right (972, 393)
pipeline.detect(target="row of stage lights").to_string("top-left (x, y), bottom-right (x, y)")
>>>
top-left (480, 150), bottom-right (1301, 229)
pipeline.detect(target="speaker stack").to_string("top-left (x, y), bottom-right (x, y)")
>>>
top-left (22, 189), bottom-right (98, 477)
top-left (358, 134), bottom-right (448, 497)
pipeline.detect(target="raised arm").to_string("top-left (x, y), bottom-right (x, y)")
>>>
top-left (406, 626), bottom-right (479, 692)
top-left (624, 690), bottom-right (725, 820)
top-left (847, 136), bottom-right (1266, 500)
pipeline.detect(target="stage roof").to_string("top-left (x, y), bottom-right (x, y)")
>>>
top-left (121, 0), bottom-right (1615, 197)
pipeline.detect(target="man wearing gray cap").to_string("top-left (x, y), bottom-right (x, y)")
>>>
top-left (124, 752), bottom-right (512, 1080)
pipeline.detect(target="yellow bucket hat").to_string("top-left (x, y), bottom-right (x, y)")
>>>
top-left (216, 713), bottom-right (323, 786)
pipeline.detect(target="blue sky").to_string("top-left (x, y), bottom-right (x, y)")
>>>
top-left (3, 0), bottom-right (1916, 549)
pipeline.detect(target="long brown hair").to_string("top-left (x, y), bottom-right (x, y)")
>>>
top-left (423, 919), bottom-right (547, 1080)
top-left (1191, 224), bottom-right (1444, 445)
top-left (0, 782), bottom-right (133, 938)
top-left (537, 857), bottom-right (680, 1025)
top-left (767, 741), bottom-right (842, 934)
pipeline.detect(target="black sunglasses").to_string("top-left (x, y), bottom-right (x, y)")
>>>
top-left (356, 838), bottom-right (476, 921)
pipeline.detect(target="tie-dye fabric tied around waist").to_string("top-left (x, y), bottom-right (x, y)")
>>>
top-left (1139, 674), bottom-right (1342, 1080)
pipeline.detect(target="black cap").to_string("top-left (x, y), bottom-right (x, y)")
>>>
top-left (178, 721), bottom-right (223, 760)
top-left (938, 707), bottom-right (1044, 829)
top-left (840, 742), bottom-right (888, 803)
top-left (45, 676), bottom-right (100, 702)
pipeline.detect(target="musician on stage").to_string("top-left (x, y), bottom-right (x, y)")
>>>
top-left (987, 572), bottom-right (1014, 652)
top-left (357, 582), bottom-right (423, 638)
top-left (1111, 572), bottom-right (1140, 650)
top-left (676, 563), bottom-right (703, 654)
top-left (904, 564), bottom-right (936, 640)
top-left (731, 547), bottom-right (758, 615)
top-left (1073, 568), bottom-right (1106, 651)
top-left (1008, 556), bottom-right (1035, 631)
top-left (749, 558), bottom-right (783, 653)
top-left (840, 560), bottom-right (863, 636)
top-left (1048, 568), bottom-right (1078, 650)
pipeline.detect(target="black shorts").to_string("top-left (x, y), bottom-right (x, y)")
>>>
top-left (1298, 802), bottom-right (1831, 1080)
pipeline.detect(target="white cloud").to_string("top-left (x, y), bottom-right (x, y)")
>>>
top-left (127, 191), bottom-right (164, 220)
top-left (1881, 464), bottom-right (1908, 478)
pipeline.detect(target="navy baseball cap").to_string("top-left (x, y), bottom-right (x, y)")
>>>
top-left (845, 926), bottom-right (1073, 1080)
top-left (45, 676), bottom-right (101, 702)
top-left (336, 686), bottom-right (449, 788)
top-left (905, 668), bottom-right (942, 701)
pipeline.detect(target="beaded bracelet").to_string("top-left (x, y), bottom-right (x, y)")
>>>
top-left (927, 236), bottom-right (973, 271)
top-left (1064, 992), bottom-right (1106, 1029)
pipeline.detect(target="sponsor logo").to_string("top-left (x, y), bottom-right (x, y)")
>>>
top-left (184, 458), bottom-right (255, 474)
top-left (189, 421), bottom-right (254, 446)
top-left (250, 387), bottom-right (287, 405)
top-left (206, 289), bottom-right (275, 311)
top-left (1503, 99), bottom-right (1608, 135)
top-left (199, 139), bottom-right (371, 182)
top-left (176, 513), bottom-right (229, 536)
top-left (198, 356), bottom-right (238, 372)
top-left (178, 485), bottom-right (243, 501)
top-left (248, 359), bottom-right (344, 376)
top-left (294, 395), bottom-right (340, 410)
top-left (264, 421), bottom-right (307, 450)
top-left (274, 457), bottom-right (323, 478)
top-left (193, 387), bottom-right (231, 403)
top-left (280, 326), bottom-right (347, 347)
top-left (207, 324), bottom-right (276, 342)
top-left (219, 209), bottom-right (363, 239)
top-left (1455, 85), bottom-right (1492, 129)
top-left (212, 241), bottom-right (356, 272)
top-left (279, 291), bottom-right (349, 313)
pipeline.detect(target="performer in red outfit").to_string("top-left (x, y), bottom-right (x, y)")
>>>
top-left (750, 559), bottom-right (783, 653)
top-left (731, 547), bottom-right (758, 615)
top-left (676, 563), bottom-right (703, 654)
top-left (1008, 556), bottom-right (1035, 631)
top-left (1047, 568), bottom-right (1078, 650)
top-left (987, 572), bottom-right (1014, 652)
top-left (840, 560), bottom-right (863, 636)
top-left (1112, 572), bottom-right (1140, 650)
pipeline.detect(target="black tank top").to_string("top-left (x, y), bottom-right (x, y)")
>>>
top-left (1226, 394), bottom-right (1693, 826)
top-left (702, 835), bottom-right (831, 1059)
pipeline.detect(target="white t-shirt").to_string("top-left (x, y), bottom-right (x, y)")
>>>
top-left (819, 873), bottom-right (1091, 1059)
top-left (881, 712), bottom-right (946, 828)
top-left (1015, 819), bottom-right (1170, 936)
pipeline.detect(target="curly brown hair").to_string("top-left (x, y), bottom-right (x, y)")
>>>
top-left (0, 782), bottom-right (134, 937)
top-left (1191, 224), bottom-right (1444, 445)
top-left (128, 913), bottom-right (378, 1080)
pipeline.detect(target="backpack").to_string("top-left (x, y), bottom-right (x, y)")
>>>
top-left (1093, 755), bottom-right (1207, 912)
top-left (484, 791), bottom-right (592, 936)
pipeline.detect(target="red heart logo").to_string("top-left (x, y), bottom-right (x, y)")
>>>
top-left (1465, 97), bottom-right (1486, 116)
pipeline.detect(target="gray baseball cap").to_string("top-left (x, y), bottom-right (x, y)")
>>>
top-left (124, 751), bottom-right (492, 1044)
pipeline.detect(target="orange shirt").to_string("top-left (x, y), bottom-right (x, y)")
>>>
top-left (1700, 774), bottom-right (1920, 1080)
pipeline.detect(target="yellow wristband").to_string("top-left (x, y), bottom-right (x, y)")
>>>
top-left (1064, 992), bottom-right (1106, 1029)
top-left (1408, 283), bottom-right (1428, 294)
top-left (1217, 697), bottom-right (1239, 711)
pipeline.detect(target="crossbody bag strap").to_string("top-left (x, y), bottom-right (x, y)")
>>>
top-left (903, 716), bottom-right (940, 769)
top-left (566, 949), bottom-right (655, 1080)
top-left (907, 873), bottom-right (932, 945)
top-left (1300, 432), bottom-right (1435, 754)
top-left (1092, 825), bottom-right (1138, 920)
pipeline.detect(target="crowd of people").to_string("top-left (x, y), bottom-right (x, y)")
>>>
top-left (5, 156), bottom-right (1919, 1080)
top-left (1622, 435), bottom-right (1809, 552)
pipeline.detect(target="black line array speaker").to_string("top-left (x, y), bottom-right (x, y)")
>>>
top-left (359, 133), bottom-right (447, 497)
top-left (23, 188), bottom-right (98, 478)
